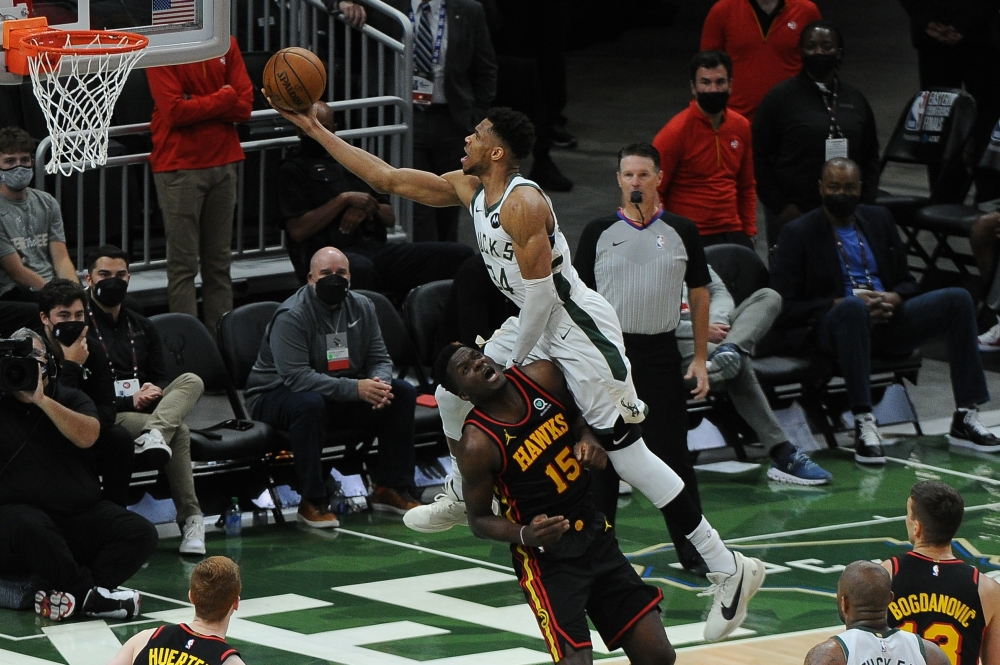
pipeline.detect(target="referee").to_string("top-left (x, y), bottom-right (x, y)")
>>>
top-left (575, 142), bottom-right (714, 576)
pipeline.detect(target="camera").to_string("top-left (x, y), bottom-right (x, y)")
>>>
top-left (0, 338), bottom-right (39, 393)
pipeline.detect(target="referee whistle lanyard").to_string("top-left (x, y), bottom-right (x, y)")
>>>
top-left (833, 222), bottom-right (876, 291)
top-left (87, 305), bottom-right (141, 381)
top-left (409, 0), bottom-right (447, 73)
top-left (617, 206), bottom-right (665, 230)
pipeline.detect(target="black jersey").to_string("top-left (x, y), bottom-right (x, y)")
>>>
top-left (887, 552), bottom-right (985, 665)
top-left (134, 624), bottom-right (240, 665)
top-left (464, 366), bottom-right (591, 525)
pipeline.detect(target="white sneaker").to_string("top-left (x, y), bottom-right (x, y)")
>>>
top-left (135, 428), bottom-right (172, 467)
top-left (979, 319), bottom-right (1000, 352)
top-left (701, 551), bottom-right (766, 641)
top-left (403, 478), bottom-right (467, 533)
top-left (179, 515), bottom-right (206, 555)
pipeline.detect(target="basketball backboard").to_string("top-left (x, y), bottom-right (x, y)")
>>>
top-left (0, 0), bottom-right (229, 83)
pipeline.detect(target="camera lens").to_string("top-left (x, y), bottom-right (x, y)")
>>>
top-left (4, 363), bottom-right (25, 385)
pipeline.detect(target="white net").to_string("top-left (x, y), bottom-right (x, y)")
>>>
top-left (26, 33), bottom-right (146, 176)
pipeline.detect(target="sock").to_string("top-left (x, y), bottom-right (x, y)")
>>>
top-left (449, 454), bottom-right (464, 501)
top-left (606, 439), bottom-right (685, 508)
top-left (686, 517), bottom-right (737, 576)
top-left (768, 441), bottom-right (796, 461)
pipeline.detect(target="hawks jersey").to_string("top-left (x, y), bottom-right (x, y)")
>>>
top-left (464, 366), bottom-right (591, 525)
top-left (470, 175), bottom-right (583, 308)
top-left (833, 627), bottom-right (927, 665)
top-left (133, 624), bottom-right (240, 665)
top-left (887, 552), bottom-right (985, 665)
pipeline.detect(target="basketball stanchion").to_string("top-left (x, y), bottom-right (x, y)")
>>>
top-left (2, 18), bottom-right (148, 175)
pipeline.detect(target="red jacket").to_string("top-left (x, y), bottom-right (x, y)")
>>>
top-left (147, 36), bottom-right (254, 173)
top-left (653, 100), bottom-right (756, 238)
top-left (700, 0), bottom-right (821, 121)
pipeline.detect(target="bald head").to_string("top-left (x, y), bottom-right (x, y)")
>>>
top-left (308, 246), bottom-right (350, 286)
top-left (837, 561), bottom-right (893, 628)
top-left (821, 157), bottom-right (860, 182)
top-left (311, 102), bottom-right (335, 132)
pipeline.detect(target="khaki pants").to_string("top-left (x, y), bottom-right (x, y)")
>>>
top-left (116, 373), bottom-right (205, 522)
top-left (154, 163), bottom-right (238, 337)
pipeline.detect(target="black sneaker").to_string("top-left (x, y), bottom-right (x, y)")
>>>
top-left (549, 124), bottom-right (578, 149)
top-left (853, 413), bottom-right (885, 465)
top-left (528, 156), bottom-right (573, 192)
top-left (948, 409), bottom-right (1000, 452)
top-left (81, 587), bottom-right (140, 620)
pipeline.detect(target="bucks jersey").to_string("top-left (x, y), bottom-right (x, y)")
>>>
top-left (470, 175), bottom-right (583, 308)
top-left (464, 366), bottom-right (591, 525)
top-left (887, 552), bottom-right (985, 665)
top-left (833, 627), bottom-right (927, 665)
top-left (134, 624), bottom-right (240, 665)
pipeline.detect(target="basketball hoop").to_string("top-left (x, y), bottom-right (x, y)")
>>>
top-left (12, 28), bottom-right (148, 176)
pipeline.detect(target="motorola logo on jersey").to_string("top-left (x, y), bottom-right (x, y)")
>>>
top-left (490, 212), bottom-right (501, 229)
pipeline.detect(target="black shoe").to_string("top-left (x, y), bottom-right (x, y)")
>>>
top-left (853, 413), bottom-right (885, 465)
top-left (549, 125), bottom-right (578, 149)
top-left (529, 157), bottom-right (573, 192)
top-left (948, 409), bottom-right (1000, 452)
top-left (81, 587), bottom-right (140, 620)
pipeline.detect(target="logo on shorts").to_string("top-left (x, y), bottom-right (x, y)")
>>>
top-left (490, 212), bottom-right (501, 229)
top-left (787, 21), bottom-right (797, 30)
top-left (533, 398), bottom-right (550, 415)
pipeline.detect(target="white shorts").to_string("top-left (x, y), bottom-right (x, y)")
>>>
top-left (437, 287), bottom-right (642, 440)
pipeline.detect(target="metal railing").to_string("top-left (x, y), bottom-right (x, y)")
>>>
top-left (31, 0), bottom-right (413, 272)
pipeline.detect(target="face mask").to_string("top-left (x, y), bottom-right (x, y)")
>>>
top-left (92, 277), bottom-right (129, 307)
top-left (300, 136), bottom-right (327, 158)
top-left (0, 165), bottom-right (33, 191)
top-left (696, 91), bottom-right (730, 115)
top-left (823, 193), bottom-right (860, 218)
top-left (52, 321), bottom-right (86, 346)
top-left (314, 273), bottom-right (349, 307)
top-left (802, 53), bottom-right (839, 79)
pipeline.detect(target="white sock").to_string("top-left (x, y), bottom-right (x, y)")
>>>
top-left (687, 517), bottom-right (737, 575)
top-left (606, 439), bottom-right (685, 508)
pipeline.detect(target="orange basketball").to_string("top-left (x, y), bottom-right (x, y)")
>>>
top-left (262, 47), bottom-right (327, 112)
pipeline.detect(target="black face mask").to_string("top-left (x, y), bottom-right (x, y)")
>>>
top-left (696, 90), bottom-right (730, 115)
top-left (93, 277), bottom-right (129, 307)
top-left (300, 136), bottom-right (328, 158)
top-left (823, 193), bottom-right (860, 219)
top-left (315, 273), bottom-right (349, 307)
top-left (802, 53), bottom-right (839, 80)
top-left (52, 321), bottom-right (86, 346)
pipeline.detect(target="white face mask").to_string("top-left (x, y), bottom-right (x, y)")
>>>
top-left (0, 166), bottom-right (33, 191)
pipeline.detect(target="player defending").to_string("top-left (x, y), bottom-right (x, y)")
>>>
top-left (108, 556), bottom-right (246, 665)
top-left (881, 480), bottom-right (999, 665)
top-left (439, 342), bottom-right (675, 663)
top-left (272, 102), bottom-right (764, 642)
top-left (805, 561), bottom-right (950, 665)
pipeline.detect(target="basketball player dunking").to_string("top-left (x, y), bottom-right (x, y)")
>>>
top-left (272, 102), bottom-right (763, 641)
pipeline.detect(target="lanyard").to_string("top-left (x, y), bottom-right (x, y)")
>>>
top-left (87, 306), bottom-right (140, 381)
top-left (833, 223), bottom-right (875, 290)
top-left (409, 0), bottom-right (446, 73)
top-left (817, 78), bottom-right (844, 139)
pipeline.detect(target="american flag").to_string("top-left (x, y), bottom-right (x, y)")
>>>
top-left (152, 0), bottom-right (196, 25)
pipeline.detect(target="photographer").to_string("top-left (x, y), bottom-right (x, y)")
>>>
top-left (0, 328), bottom-right (157, 622)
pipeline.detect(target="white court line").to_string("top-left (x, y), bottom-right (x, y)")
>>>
top-left (335, 528), bottom-right (511, 572)
top-left (884, 457), bottom-right (1000, 484)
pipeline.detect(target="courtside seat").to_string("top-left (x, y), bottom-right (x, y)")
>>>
top-left (912, 204), bottom-right (981, 235)
top-left (751, 355), bottom-right (831, 387)
top-left (402, 279), bottom-right (452, 385)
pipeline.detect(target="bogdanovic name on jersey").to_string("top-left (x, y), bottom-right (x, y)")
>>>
top-left (888, 592), bottom-right (977, 627)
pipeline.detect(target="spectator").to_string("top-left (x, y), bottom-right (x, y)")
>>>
top-left (700, 0), bottom-right (821, 121)
top-left (676, 266), bottom-right (833, 485)
top-left (881, 480), bottom-right (1000, 665)
top-left (972, 211), bottom-right (1000, 351)
top-left (385, 0), bottom-right (497, 242)
top-left (574, 142), bottom-right (714, 575)
top-left (109, 556), bottom-right (247, 665)
top-left (83, 245), bottom-right (207, 556)
top-left (0, 328), bottom-right (156, 622)
top-left (753, 20), bottom-right (880, 246)
top-left (38, 279), bottom-right (170, 508)
top-left (0, 127), bottom-right (79, 336)
top-left (804, 561), bottom-right (949, 665)
top-left (146, 36), bottom-right (254, 337)
top-left (769, 158), bottom-right (1000, 466)
top-left (652, 51), bottom-right (756, 249)
top-left (278, 102), bottom-right (475, 293)
top-left (244, 247), bottom-right (419, 527)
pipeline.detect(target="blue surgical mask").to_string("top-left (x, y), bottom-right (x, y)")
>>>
top-left (0, 166), bottom-right (33, 191)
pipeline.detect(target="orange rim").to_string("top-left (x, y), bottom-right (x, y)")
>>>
top-left (17, 30), bottom-right (149, 57)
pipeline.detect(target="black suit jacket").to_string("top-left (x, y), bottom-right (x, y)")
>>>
top-left (769, 204), bottom-right (919, 351)
top-left (383, 0), bottom-right (498, 132)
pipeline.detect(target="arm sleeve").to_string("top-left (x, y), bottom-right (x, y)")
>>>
top-left (146, 66), bottom-right (240, 129)
top-left (510, 274), bottom-right (560, 366)
top-left (737, 124), bottom-right (758, 236)
top-left (217, 40), bottom-right (255, 123)
top-left (860, 98), bottom-right (881, 203)
top-left (674, 218), bottom-right (712, 288)
top-left (270, 312), bottom-right (360, 401)
top-left (751, 91), bottom-right (789, 214)
top-left (468, 4), bottom-right (498, 119)
top-left (699, 2), bottom-right (726, 51)
top-left (573, 221), bottom-right (603, 291)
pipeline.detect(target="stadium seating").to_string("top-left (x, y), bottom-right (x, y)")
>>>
top-left (401, 279), bottom-right (452, 385)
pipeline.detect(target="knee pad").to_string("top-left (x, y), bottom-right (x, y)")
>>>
top-left (607, 440), bottom-right (684, 508)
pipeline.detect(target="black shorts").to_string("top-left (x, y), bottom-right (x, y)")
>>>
top-left (511, 518), bottom-right (663, 661)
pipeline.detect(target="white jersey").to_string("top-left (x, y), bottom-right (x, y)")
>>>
top-left (470, 175), bottom-right (583, 308)
top-left (833, 627), bottom-right (927, 665)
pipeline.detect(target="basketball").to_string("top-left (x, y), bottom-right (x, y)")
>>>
top-left (262, 47), bottom-right (327, 112)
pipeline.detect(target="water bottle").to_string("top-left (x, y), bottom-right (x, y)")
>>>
top-left (225, 497), bottom-right (242, 537)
